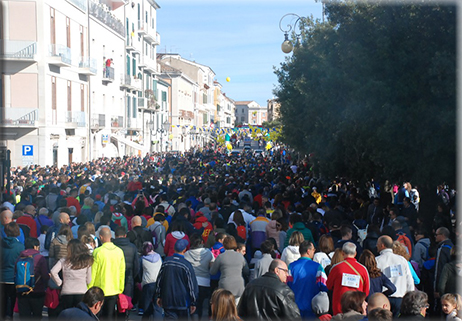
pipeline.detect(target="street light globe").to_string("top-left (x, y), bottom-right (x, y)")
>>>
top-left (281, 39), bottom-right (293, 54)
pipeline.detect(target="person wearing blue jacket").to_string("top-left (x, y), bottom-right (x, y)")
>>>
top-left (156, 239), bottom-right (199, 319)
top-left (1, 222), bottom-right (25, 320)
top-left (288, 240), bottom-right (328, 319)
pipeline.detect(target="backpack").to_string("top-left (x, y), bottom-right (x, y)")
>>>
top-left (15, 254), bottom-right (40, 294)
top-left (397, 232), bottom-right (413, 256)
top-left (151, 224), bottom-right (162, 250)
top-left (211, 245), bottom-right (224, 258)
top-left (132, 228), bottom-right (144, 253)
top-left (237, 225), bottom-right (247, 241)
top-left (353, 223), bottom-right (368, 245)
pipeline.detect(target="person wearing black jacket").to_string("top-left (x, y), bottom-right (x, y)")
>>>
top-left (113, 226), bottom-right (140, 299)
top-left (434, 227), bottom-right (454, 300)
top-left (238, 259), bottom-right (301, 320)
top-left (128, 216), bottom-right (153, 254)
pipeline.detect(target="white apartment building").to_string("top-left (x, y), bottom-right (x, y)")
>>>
top-left (159, 53), bottom-right (216, 151)
top-left (212, 81), bottom-right (235, 129)
top-left (235, 100), bottom-right (267, 126)
top-left (1, 0), bottom-right (166, 167)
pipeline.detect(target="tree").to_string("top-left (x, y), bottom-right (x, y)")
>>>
top-left (275, 1), bottom-right (456, 222)
top-left (274, 0), bottom-right (456, 192)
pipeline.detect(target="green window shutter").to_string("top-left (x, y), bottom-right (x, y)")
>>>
top-left (162, 91), bottom-right (167, 102)
top-left (132, 58), bottom-right (136, 76)
top-left (133, 97), bottom-right (137, 118)
top-left (153, 80), bottom-right (158, 100)
top-left (127, 96), bottom-right (131, 118)
top-left (126, 55), bottom-right (130, 75)
top-left (203, 113), bottom-right (207, 123)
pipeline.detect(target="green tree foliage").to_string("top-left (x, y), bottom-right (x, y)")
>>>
top-left (274, 0), bottom-right (455, 187)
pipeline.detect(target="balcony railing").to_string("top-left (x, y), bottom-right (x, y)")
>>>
top-left (111, 116), bottom-right (124, 127)
top-left (79, 57), bottom-right (97, 74)
top-left (120, 74), bottom-right (131, 87)
top-left (48, 44), bottom-right (72, 65)
top-left (102, 66), bottom-right (114, 81)
top-left (66, 111), bottom-right (86, 127)
top-left (0, 40), bottom-right (37, 59)
top-left (91, 113), bottom-right (106, 128)
top-left (89, 0), bottom-right (125, 37)
top-left (67, 0), bottom-right (87, 11)
top-left (1, 108), bottom-right (38, 126)
top-left (138, 20), bottom-right (147, 35)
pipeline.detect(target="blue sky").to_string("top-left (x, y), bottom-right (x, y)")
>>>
top-left (157, 0), bottom-right (323, 107)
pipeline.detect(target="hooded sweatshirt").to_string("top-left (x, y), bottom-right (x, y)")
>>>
top-left (193, 214), bottom-right (213, 243)
top-left (141, 252), bottom-right (162, 286)
top-left (112, 212), bottom-right (128, 230)
top-left (411, 237), bottom-right (431, 270)
top-left (49, 235), bottom-right (69, 266)
top-left (281, 245), bottom-right (301, 266)
top-left (184, 247), bottom-right (214, 286)
top-left (265, 220), bottom-right (280, 249)
top-left (164, 231), bottom-right (190, 257)
top-left (284, 222), bottom-right (315, 248)
top-left (1, 236), bottom-right (25, 283)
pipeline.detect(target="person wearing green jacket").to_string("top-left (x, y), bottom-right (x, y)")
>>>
top-left (284, 216), bottom-right (315, 249)
top-left (89, 227), bottom-right (125, 320)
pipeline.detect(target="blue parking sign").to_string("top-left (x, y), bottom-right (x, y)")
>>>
top-left (22, 145), bottom-right (33, 156)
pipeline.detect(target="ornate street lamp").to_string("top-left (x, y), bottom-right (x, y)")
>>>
top-left (279, 13), bottom-right (302, 54)
top-left (157, 120), bottom-right (170, 154)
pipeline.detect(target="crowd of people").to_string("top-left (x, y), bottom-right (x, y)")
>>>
top-left (0, 148), bottom-right (459, 321)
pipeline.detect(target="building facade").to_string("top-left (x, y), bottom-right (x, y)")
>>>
top-left (267, 98), bottom-right (280, 122)
top-left (235, 100), bottom-right (267, 126)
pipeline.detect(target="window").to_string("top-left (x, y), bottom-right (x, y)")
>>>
top-left (153, 80), bottom-right (158, 99)
top-left (51, 77), bottom-right (56, 110)
top-left (126, 55), bottom-right (130, 75)
top-left (50, 8), bottom-right (55, 45)
top-left (80, 25), bottom-right (84, 58)
top-left (217, 105), bottom-right (220, 112)
top-left (203, 93), bottom-right (207, 104)
top-left (127, 96), bottom-right (131, 118)
top-left (67, 81), bottom-right (72, 111)
top-left (241, 116), bottom-right (244, 122)
top-left (80, 84), bottom-right (85, 111)
top-left (162, 91), bottom-right (167, 101)
top-left (132, 58), bottom-right (136, 76)
top-left (132, 97), bottom-right (137, 118)
top-left (66, 17), bottom-right (70, 48)
top-left (203, 113), bottom-right (207, 123)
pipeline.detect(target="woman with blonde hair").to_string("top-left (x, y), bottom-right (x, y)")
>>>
top-left (281, 231), bottom-right (304, 266)
top-left (210, 289), bottom-right (241, 321)
top-left (313, 234), bottom-right (335, 269)
top-left (392, 241), bottom-right (420, 285)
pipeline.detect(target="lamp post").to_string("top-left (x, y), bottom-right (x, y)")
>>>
top-left (148, 120), bottom-right (154, 153)
top-left (157, 120), bottom-right (170, 155)
top-left (189, 129), bottom-right (196, 153)
top-left (279, 13), bottom-right (302, 54)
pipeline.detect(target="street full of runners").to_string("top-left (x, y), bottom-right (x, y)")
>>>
top-left (0, 147), bottom-right (459, 321)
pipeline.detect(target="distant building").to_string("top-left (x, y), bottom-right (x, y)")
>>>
top-left (267, 98), bottom-right (280, 122)
top-left (234, 101), bottom-right (267, 126)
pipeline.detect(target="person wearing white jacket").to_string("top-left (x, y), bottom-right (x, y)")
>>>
top-left (184, 234), bottom-right (214, 319)
top-left (281, 231), bottom-right (304, 266)
top-left (140, 242), bottom-right (162, 320)
top-left (376, 235), bottom-right (414, 318)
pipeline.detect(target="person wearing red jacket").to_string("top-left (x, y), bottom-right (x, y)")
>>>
top-left (16, 205), bottom-right (38, 238)
top-left (326, 242), bottom-right (370, 315)
top-left (193, 212), bottom-right (212, 243)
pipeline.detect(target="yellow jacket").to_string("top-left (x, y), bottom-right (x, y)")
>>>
top-left (89, 242), bottom-right (125, 296)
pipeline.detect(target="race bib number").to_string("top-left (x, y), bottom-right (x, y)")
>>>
top-left (390, 265), bottom-right (403, 277)
top-left (342, 273), bottom-right (360, 288)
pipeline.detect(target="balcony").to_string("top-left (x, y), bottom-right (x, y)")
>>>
top-left (91, 113), bottom-right (105, 132)
top-left (67, 0), bottom-right (87, 11)
top-left (120, 74), bottom-right (141, 91)
top-left (89, 0), bottom-right (125, 38)
top-left (143, 56), bottom-right (158, 74)
top-left (78, 57), bottom-right (97, 75)
top-left (65, 111), bottom-right (86, 127)
top-left (126, 35), bottom-right (136, 52)
top-left (145, 31), bottom-right (160, 45)
top-left (111, 116), bottom-right (124, 128)
top-left (0, 107), bottom-right (39, 127)
top-left (48, 44), bottom-right (72, 67)
top-left (0, 40), bottom-right (38, 74)
top-left (137, 20), bottom-right (147, 36)
top-left (102, 66), bottom-right (114, 83)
